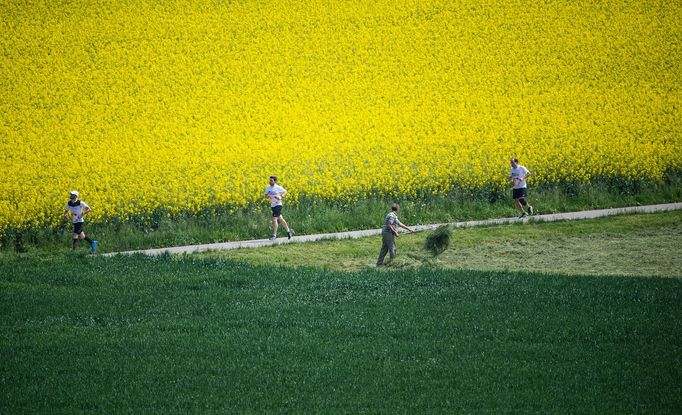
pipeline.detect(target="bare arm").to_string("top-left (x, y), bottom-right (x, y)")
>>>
top-left (400, 223), bottom-right (415, 233)
top-left (396, 220), bottom-right (415, 233)
top-left (76, 207), bottom-right (92, 220)
top-left (399, 222), bottom-right (416, 233)
top-left (510, 171), bottom-right (531, 183)
top-left (265, 190), bottom-right (286, 201)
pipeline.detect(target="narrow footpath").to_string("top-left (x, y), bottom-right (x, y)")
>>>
top-left (104, 202), bottom-right (682, 257)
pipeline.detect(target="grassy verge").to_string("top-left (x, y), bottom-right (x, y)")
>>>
top-left (1, 254), bottom-right (680, 413)
top-left (202, 210), bottom-right (682, 277)
top-left (3, 173), bottom-right (681, 254)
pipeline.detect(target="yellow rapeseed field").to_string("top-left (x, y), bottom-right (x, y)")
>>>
top-left (1, 0), bottom-right (680, 232)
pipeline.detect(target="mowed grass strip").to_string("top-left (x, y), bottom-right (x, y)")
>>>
top-left (203, 210), bottom-right (682, 277)
top-left (1, 254), bottom-right (681, 413)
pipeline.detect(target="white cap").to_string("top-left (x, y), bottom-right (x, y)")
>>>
top-left (69, 190), bottom-right (79, 197)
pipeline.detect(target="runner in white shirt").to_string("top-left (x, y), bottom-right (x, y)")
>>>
top-left (508, 158), bottom-right (534, 218)
top-left (63, 190), bottom-right (97, 253)
top-left (264, 176), bottom-right (293, 241)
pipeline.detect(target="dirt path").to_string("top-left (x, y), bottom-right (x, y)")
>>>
top-left (104, 202), bottom-right (682, 257)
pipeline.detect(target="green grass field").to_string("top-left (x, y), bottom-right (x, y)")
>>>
top-left (1, 211), bottom-right (681, 413)
top-left (203, 210), bottom-right (682, 277)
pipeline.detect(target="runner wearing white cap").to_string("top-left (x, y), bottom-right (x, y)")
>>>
top-left (63, 191), bottom-right (97, 253)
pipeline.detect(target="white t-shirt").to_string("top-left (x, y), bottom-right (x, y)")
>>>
top-left (265, 184), bottom-right (286, 207)
top-left (65, 200), bottom-right (90, 223)
top-left (510, 165), bottom-right (529, 189)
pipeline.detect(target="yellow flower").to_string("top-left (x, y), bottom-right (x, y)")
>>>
top-left (1, 0), bottom-right (679, 233)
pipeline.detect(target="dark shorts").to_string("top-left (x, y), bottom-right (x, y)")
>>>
top-left (512, 188), bottom-right (527, 199)
top-left (73, 222), bottom-right (85, 234)
top-left (271, 205), bottom-right (283, 218)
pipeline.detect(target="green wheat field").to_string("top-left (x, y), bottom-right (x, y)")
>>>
top-left (2, 212), bottom-right (681, 413)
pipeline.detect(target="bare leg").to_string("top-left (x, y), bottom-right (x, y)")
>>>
top-left (271, 217), bottom-right (279, 236)
top-left (514, 199), bottom-right (524, 215)
top-left (278, 216), bottom-right (289, 232)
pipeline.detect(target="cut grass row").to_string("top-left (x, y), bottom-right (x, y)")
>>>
top-left (201, 210), bottom-right (682, 278)
top-left (1, 253), bottom-right (680, 413)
